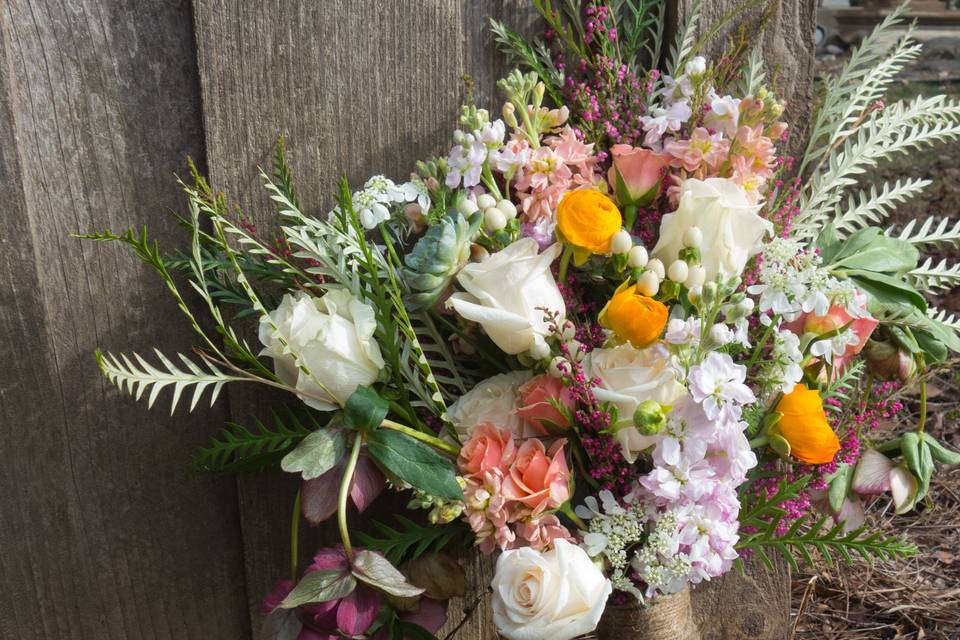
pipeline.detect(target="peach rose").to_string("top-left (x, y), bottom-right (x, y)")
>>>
top-left (502, 439), bottom-right (571, 516)
top-left (607, 144), bottom-right (666, 206)
top-left (458, 423), bottom-right (516, 477)
top-left (515, 375), bottom-right (575, 435)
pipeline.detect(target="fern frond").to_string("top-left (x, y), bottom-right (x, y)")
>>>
top-left (893, 217), bottom-right (960, 249)
top-left (190, 408), bottom-right (318, 474)
top-left (823, 360), bottom-right (865, 412)
top-left (96, 349), bottom-right (244, 414)
top-left (832, 178), bottom-right (931, 237)
top-left (928, 306), bottom-right (960, 333)
top-left (664, 0), bottom-right (702, 77)
top-left (353, 516), bottom-right (469, 565)
top-left (801, 3), bottom-right (914, 173)
top-left (909, 257), bottom-right (960, 292)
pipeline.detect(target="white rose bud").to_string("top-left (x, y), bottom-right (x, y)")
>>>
top-left (492, 540), bottom-right (612, 640)
top-left (457, 198), bottom-right (479, 216)
top-left (627, 245), bottom-right (648, 269)
top-left (560, 320), bottom-right (577, 341)
top-left (685, 265), bottom-right (707, 289)
top-left (646, 258), bottom-right (665, 280)
top-left (259, 291), bottom-right (385, 411)
top-left (446, 370), bottom-right (532, 441)
top-left (610, 229), bottom-right (632, 255)
top-left (667, 259), bottom-right (689, 283)
top-left (636, 270), bottom-right (660, 297)
top-left (549, 356), bottom-right (568, 378)
top-left (564, 339), bottom-right (584, 362)
top-left (484, 207), bottom-right (507, 231)
top-left (682, 226), bottom-right (703, 249)
top-left (476, 193), bottom-right (497, 210)
top-left (497, 199), bottom-right (518, 220)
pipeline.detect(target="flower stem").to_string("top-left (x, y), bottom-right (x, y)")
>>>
top-left (746, 316), bottom-right (778, 370)
top-left (338, 432), bottom-right (363, 562)
top-left (917, 380), bottom-right (928, 434)
top-left (748, 434), bottom-right (769, 449)
top-left (558, 244), bottom-right (573, 284)
top-left (290, 488), bottom-right (301, 584)
top-left (623, 204), bottom-right (638, 232)
top-left (560, 501), bottom-right (588, 531)
top-left (381, 419), bottom-right (460, 457)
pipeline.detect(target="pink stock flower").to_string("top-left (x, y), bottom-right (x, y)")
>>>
top-left (515, 374), bottom-right (575, 434)
top-left (502, 439), bottom-right (571, 516)
top-left (515, 514), bottom-right (575, 551)
top-left (458, 423), bottom-right (516, 477)
top-left (607, 143), bottom-right (666, 206)
top-left (464, 469), bottom-right (517, 553)
top-left (664, 127), bottom-right (729, 173)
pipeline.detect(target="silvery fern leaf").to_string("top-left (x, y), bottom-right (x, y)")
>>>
top-left (928, 307), bottom-right (960, 333)
top-left (892, 217), bottom-right (960, 249)
top-left (96, 349), bottom-right (244, 414)
top-left (832, 178), bottom-right (931, 237)
top-left (801, 3), bottom-right (913, 174)
top-left (664, 0), bottom-right (701, 77)
top-left (739, 46), bottom-right (765, 97)
top-left (908, 258), bottom-right (960, 292)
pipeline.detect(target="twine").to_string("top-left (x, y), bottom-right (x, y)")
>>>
top-left (587, 587), bottom-right (701, 640)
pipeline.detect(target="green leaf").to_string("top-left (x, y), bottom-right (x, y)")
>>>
top-left (354, 517), bottom-right (469, 565)
top-left (366, 430), bottom-right (463, 500)
top-left (917, 440), bottom-right (934, 502)
top-left (829, 228), bottom-right (919, 274)
top-left (351, 550), bottom-right (425, 598)
top-left (815, 223), bottom-right (843, 264)
top-left (280, 570), bottom-right (357, 608)
top-left (828, 464), bottom-right (852, 513)
top-left (280, 427), bottom-right (346, 480)
top-left (847, 270), bottom-right (927, 311)
top-left (344, 386), bottom-right (390, 433)
top-left (927, 436), bottom-right (960, 465)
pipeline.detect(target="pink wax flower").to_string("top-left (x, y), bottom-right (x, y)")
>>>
top-left (260, 547), bottom-right (382, 639)
top-left (515, 374), bottom-right (575, 434)
top-left (607, 144), bottom-right (666, 206)
top-left (515, 513), bottom-right (575, 551)
top-left (664, 127), bottom-right (729, 173)
top-left (458, 422), bottom-right (516, 477)
top-left (502, 439), bottom-right (571, 516)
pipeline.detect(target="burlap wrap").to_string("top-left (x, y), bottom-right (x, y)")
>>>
top-left (581, 587), bottom-right (701, 640)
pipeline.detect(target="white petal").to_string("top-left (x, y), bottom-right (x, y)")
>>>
top-left (890, 466), bottom-right (919, 514)
top-left (851, 449), bottom-right (894, 495)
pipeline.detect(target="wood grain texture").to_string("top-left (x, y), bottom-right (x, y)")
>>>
top-left (0, 1), bottom-right (249, 638)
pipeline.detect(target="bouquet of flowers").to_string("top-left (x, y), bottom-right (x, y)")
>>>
top-left (86, 1), bottom-right (960, 638)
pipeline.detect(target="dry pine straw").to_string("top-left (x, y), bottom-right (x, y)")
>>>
top-left (790, 370), bottom-right (960, 640)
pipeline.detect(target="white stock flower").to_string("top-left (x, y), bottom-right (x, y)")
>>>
top-left (492, 539), bottom-right (612, 640)
top-left (259, 290), bottom-right (385, 411)
top-left (652, 178), bottom-right (772, 281)
top-left (583, 343), bottom-right (686, 462)
top-left (444, 370), bottom-right (533, 440)
top-left (687, 352), bottom-right (756, 422)
top-left (447, 239), bottom-right (565, 355)
top-left (703, 94), bottom-right (741, 137)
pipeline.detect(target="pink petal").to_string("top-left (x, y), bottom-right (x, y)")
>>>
top-left (336, 587), bottom-right (381, 635)
top-left (890, 466), bottom-right (919, 514)
top-left (350, 454), bottom-right (385, 513)
top-left (302, 460), bottom-right (346, 524)
top-left (261, 579), bottom-right (293, 613)
top-left (836, 496), bottom-right (865, 534)
top-left (308, 547), bottom-right (348, 573)
top-left (851, 449), bottom-right (893, 495)
top-left (405, 598), bottom-right (448, 634)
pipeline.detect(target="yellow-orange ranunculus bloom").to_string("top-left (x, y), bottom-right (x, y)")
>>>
top-left (774, 384), bottom-right (840, 465)
top-left (556, 189), bottom-right (622, 264)
top-left (600, 282), bottom-right (668, 348)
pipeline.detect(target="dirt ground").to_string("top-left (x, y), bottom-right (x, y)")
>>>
top-left (790, 57), bottom-right (960, 640)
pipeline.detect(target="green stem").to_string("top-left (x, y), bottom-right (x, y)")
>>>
top-left (749, 434), bottom-right (769, 449)
top-left (338, 432), bottom-right (364, 562)
top-left (481, 164), bottom-right (503, 201)
top-left (516, 101), bottom-right (541, 148)
top-left (381, 419), bottom-right (460, 457)
top-left (917, 380), bottom-right (928, 434)
top-left (558, 244), bottom-right (573, 285)
top-left (290, 489), bottom-right (301, 584)
top-left (623, 204), bottom-right (638, 231)
top-left (746, 316), bottom-right (778, 370)
top-left (560, 501), bottom-right (588, 531)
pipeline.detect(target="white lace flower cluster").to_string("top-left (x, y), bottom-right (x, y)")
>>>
top-left (747, 237), bottom-right (859, 323)
top-left (629, 510), bottom-right (692, 596)
top-left (755, 327), bottom-right (804, 395)
top-left (576, 490), bottom-right (646, 599)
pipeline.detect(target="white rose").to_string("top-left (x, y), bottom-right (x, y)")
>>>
top-left (492, 539), bottom-right (612, 640)
top-left (583, 343), bottom-right (686, 463)
top-left (447, 239), bottom-right (565, 355)
top-left (445, 370), bottom-right (532, 440)
top-left (258, 290), bottom-right (384, 411)
top-left (652, 178), bottom-right (772, 281)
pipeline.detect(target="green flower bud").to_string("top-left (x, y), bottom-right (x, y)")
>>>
top-left (633, 400), bottom-right (670, 436)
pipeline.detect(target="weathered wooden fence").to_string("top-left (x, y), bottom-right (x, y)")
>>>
top-left (0, 2), bottom-right (815, 638)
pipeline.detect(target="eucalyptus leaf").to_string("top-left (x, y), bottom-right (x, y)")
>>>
top-left (366, 429), bottom-right (463, 500)
top-left (351, 550), bottom-right (425, 598)
top-left (344, 386), bottom-right (390, 434)
top-left (279, 570), bottom-right (357, 608)
top-left (280, 427), bottom-right (346, 480)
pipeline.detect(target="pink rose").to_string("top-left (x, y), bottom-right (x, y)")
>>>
top-left (607, 144), bottom-right (666, 206)
top-left (458, 423), bottom-right (516, 478)
top-left (502, 439), bottom-right (571, 516)
top-left (515, 374), bottom-right (575, 435)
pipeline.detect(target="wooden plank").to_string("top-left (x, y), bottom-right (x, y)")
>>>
top-left (191, 0), bottom-right (539, 630)
top-left (0, 2), bottom-right (250, 638)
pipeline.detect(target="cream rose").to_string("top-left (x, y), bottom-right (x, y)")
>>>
top-left (652, 177), bottom-right (772, 281)
top-left (447, 239), bottom-right (565, 355)
top-left (259, 290), bottom-right (384, 411)
top-left (445, 371), bottom-right (532, 440)
top-left (492, 539), bottom-right (612, 640)
top-left (582, 343), bottom-right (686, 462)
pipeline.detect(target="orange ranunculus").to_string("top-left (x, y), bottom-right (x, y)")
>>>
top-left (599, 282), bottom-right (668, 348)
top-left (774, 384), bottom-right (840, 465)
top-left (556, 189), bottom-right (622, 264)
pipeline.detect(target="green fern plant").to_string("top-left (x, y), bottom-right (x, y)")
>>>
top-left (354, 516), bottom-right (469, 565)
